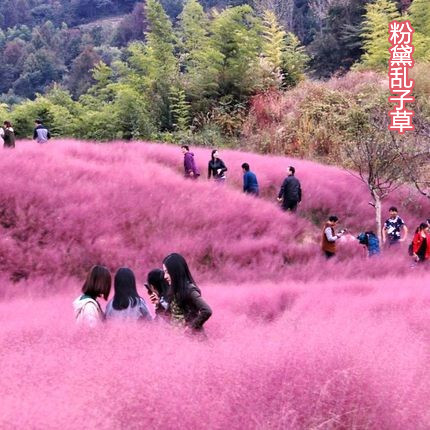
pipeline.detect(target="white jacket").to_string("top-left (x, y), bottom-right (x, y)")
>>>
top-left (73, 295), bottom-right (104, 328)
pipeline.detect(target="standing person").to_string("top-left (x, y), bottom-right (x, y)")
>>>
top-left (412, 223), bottom-right (430, 263)
top-left (181, 145), bottom-right (200, 179)
top-left (105, 268), bottom-right (152, 321)
top-left (277, 166), bottom-right (302, 212)
top-left (382, 206), bottom-right (408, 246)
top-left (146, 268), bottom-right (171, 319)
top-left (73, 265), bottom-right (112, 328)
top-left (241, 163), bottom-right (259, 196)
top-left (33, 119), bottom-right (51, 144)
top-left (2, 121), bottom-right (15, 148)
top-left (208, 149), bottom-right (227, 183)
top-left (321, 215), bottom-right (345, 259)
top-left (162, 253), bottom-right (212, 333)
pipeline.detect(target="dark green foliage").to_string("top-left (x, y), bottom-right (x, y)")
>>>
top-left (309, 0), bottom-right (370, 78)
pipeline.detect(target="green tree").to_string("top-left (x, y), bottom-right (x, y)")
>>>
top-left (144, 0), bottom-right (178, 80)
top-left (177, 0), bottom-right (209, 69)
top-left (409, 0), bottom-right (430, 36)
top-left (281, 32), bottom-right (309, 87)
top-left (170, 86), bottom-right (191, 132)
top-left (358, 0), bottom-right (400, 70)
top-left (261, 10), bottom-right (285, 72)
top-left (210, 5), bottom-right (261, 101)
top-left (409, 0), bottom-right (430, 61)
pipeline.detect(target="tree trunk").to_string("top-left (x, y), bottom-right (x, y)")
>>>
top-left (372, 192), bottom-right (382, 242)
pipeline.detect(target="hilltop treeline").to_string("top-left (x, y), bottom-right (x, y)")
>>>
top-left (0, 0), bottom-right (429, 162)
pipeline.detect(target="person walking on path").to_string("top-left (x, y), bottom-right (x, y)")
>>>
top-left (242, 163), bottom-right (259, 196)
top-left (2, 121), bottom-right (15, 148)
top-left (181, 145), bottom-right (200, 179)
top-left (382, 206), bottom-right (408, 246)
top-left (322, 215), bottom-right (345, 259)
top-left (208, 150), bottom-right (227, 183)
top-left (33, 119), bottom-right (51, 144)
top-left (277, 166), bottom-right (302, 212)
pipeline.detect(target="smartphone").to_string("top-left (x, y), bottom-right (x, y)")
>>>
top-left (144, 283), bottom-right (154, 295)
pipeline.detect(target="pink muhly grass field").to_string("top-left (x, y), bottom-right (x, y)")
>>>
top-left (0, 140), bottom-right (429, 429)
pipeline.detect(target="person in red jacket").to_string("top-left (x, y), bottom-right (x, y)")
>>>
top-left (412, 223), bottom-right (430, 263)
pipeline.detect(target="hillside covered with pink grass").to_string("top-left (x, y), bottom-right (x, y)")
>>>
top-left (1, 139), bottom-right (429, 429)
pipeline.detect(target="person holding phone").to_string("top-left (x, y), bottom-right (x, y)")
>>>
top-left (146, 268), bottom-right (171, 319)
top-left (321, 215), bottom-right (345, 259)
top-left (105, 268), bottom-right (152, 321)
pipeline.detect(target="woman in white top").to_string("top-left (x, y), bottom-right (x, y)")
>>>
top-left (73, 265), bottom-right (112, 328)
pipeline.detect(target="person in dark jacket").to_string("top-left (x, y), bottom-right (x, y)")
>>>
top-left (2, 121), bottom-right (15, 148)
top-left (161, 253), bottom-right (212, 333)
top-left (181, 145), bottom-right (200, 179)
top-left (33, 119), bottom-right (51, 144)
top-left (277, 166), bottom-right (302, 212)
top-left (208, 149), bottom-right (227, 182)
top-left (241, 163), bottom-right (259, 196)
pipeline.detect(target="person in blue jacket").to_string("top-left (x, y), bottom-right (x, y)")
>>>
top-left (241, 163), bottom-right (259, 196)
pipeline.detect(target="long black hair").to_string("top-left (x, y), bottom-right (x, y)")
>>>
top-left (147, 268), bottom-right (169, 297)
top-left (417, 223), bottom-right (428, 233)
top-left (112, 267), bottom-right (141, 310)
top-left (211, 149), bottom-right (218, 162)
top-left (163, 253), bottom-right (198, 305)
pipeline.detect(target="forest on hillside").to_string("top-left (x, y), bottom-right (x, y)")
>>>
top-left (0, 0), bottom-right (429, 197)
top-left (0, 0), bottom-right (421, 102)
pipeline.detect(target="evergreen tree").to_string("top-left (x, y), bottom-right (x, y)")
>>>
top-left (144, 0), bottom-right (177, 79)
top-left (170, 86), bottom-right (191, 132)
top-left (359, 0), bottom-right (400, 70)
top-left (122, 0), bottom-right (179, 130)
top-left (210, 5), bottom-right (261, 101)
top-left (409, 0), bottom-right (430, 61)
top-left (261, 9), bottom-right (285, 83)
top-left (177, 0), bottom-right (209, 68)
top-left (282, 32), bottom-right (309, 87)
top-left (409, 0), bottom-right (430, 36)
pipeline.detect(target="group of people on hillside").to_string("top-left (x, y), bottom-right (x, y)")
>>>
top-left (73, 253), bottom-right (212, 333)
top-left (0, 119), bottom-right (51, 148)
top-left (182, 145), bottom-right (429, 264)
top-left (181, 145), bottom-right (302, 210)
top-left (321, 207), bottom-right (430, 263)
